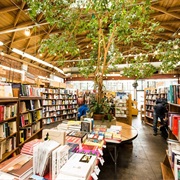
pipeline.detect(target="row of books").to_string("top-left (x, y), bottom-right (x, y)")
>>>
top-left (0, 136), bottom-right (16, 159)
top-left (0, 103), bottom-right (17, 122)
top-left (0, 83), bottom-right (13, 97)
top-left (42, 99), bottom-right (77, 105)
top-left (19, 121), bottom-right (41, 143)
top-left (169, 113), bottom-right (180, 139)
top-left (0, 121), bottom-right (17, 138)
top-left (43, 88), bottom-right (76, 95)
top-left (42, 93), bottom-right (77, 100)
top-left (20, 110), bottom-right (42, 127)
top-left (145, 87), bottom-right (168, 94)
top-left (168, 85), bottom-right (180, 104)
top-left (20, 100), bottom-right (41, 113)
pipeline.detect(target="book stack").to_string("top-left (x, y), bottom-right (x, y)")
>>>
top-left (77, 143), bottom-right (103, 157)
top-left (52, 145), bottom-right (70, 180)
top-left (66, 131), bottom-right (88, 144)
top-left (0, 154), bottom-right (33, 180)
top-left (104, 125), bottom-right (122, 143)
top-left (33, 140), bottom-right (60, 177)
top-left (21, 139), bottom-right (42, 155)
top-left (56, 153), bottom-right (97, 180)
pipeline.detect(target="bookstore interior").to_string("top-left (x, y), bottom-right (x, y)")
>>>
top-left (0, 0), bottom-right (180, 179)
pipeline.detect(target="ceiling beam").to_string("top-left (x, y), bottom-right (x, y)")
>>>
top-left (151, 5), bottom-right (180, 19)
top-left (4, 29), bottom-right (62, 44)
top-left (0, 5), bottom-right (19, 13)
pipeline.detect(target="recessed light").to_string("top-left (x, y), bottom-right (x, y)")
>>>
top-left (0, 41), bottom-right (4, 46)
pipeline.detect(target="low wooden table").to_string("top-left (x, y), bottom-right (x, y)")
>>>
top-left (106, 122), bottom-right (138, 172)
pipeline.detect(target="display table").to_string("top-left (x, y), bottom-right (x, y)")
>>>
top-left (106, 122), bottom-right (138, 172)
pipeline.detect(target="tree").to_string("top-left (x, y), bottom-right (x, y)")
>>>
top-left (25, 0), bottom-right (180, 102)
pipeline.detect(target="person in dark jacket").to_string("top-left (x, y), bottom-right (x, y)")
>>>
top-left (153, 98), bottom-right (168, 136)
top-left (77, 103), bottom-right (89, 120)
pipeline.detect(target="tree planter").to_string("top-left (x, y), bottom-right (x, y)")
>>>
top-left (94, 116), bottom-right (116, 128)
top-left (93, 114), bottom-right (105, 121)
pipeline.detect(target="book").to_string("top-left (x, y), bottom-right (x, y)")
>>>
top-left (59, 153), bottom-right (97, 179)
top-left (33, 140), bottom-right (60, 177)
top-left (66, 131), bottom-right (87, 143)
top-left (81, 121), bottom-right (92, 132)
top-left (52, 145), bottom-right (69, 180)
top-left (172, 115), bottom-right (180, 136)
top-left (174, 154), bottom-right (180, 180)
top-left (0, 154), bottom-right (33, 180)
top-left (21, 139), bottom-right (42, 155)
top-left (84, 138), bottom-right (105, 148)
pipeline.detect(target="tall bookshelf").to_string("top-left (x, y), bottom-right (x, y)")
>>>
top-left (0, 97), bottom-right (19, 163)
top-left (41, 88), bottom-right (78, 125)
top-left (115, 93), bottom-right (132, 125)
top-left (144, 87), bottom-right (168, 126)
top-left (161, 102), bottom-right (180, 180)
top-left (18, 96), bottom-right (43, 147)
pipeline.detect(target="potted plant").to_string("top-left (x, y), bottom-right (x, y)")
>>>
top-left (89, 94), bottom-right (111, 120)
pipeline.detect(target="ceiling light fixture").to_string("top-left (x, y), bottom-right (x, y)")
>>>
top-left (24, 28), bottom-right (31, 36)
top-left (12, 48), bottom-right (64, 75)
top-left (0, 41), bottom-right (4, 46)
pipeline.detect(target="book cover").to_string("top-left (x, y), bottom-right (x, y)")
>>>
top-left (59, 153), bottom-right (97, 179)
top-left (172, 115), bottom-right (180, 136)
top-left (81, 121), bottom-right (91, 132)
top-left (174, 154), bottom-right (180, 180)
top-left (0, 154), bottom-right (33, 179)
top-left (67, 131), bottom-right (87, 142)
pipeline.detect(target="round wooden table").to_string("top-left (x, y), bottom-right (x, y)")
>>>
top-left (116, 122), bottom-right (138, 143)
top-left (106, 122), bottom-right (138, 171)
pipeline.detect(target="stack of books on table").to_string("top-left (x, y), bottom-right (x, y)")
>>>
top-left (56, 153), bottom-right (98, 180)
top-left (0, 154), bottom-right (33, 180)
top-left (21, 138), bottom-right (42, 155)
top-left (104, 125), bottom-right (122, 143)
top-left (66, 130), bottom-right (88, 144)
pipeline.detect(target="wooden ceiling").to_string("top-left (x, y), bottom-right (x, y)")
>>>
top-left (0, 0), bottom-right (180, 78)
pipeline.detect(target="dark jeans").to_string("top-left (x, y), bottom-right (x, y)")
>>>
top-left (153, 112), bottom-right (164, 133)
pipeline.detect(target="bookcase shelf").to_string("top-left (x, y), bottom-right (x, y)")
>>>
top-left (0, 98), bottom-right (19, 162)
top-left (144, 87), bottom-right (168, 126)
top-left (41, 88), bottom-right (78, 125)
top-left (161, 102), bottom-right (180, 180)
top-left (115, 93), bottom-right (132, 125)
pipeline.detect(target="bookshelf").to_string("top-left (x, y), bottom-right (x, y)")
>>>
top-left (41, 88), bottom-right (78, 125)
top-left (144, 87), bottom-right (168, 126)
top-left (115, 93), bottom-right (132, 125)
top-left (0, 97), bottom-right (19, 163)
top-left (18, 96), bottom-right (43, 147)
top-left (161, 103), bottom-right (180, 180)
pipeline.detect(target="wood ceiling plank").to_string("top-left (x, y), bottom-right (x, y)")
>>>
top-left (168, 6), bottom-right (180, 12)
top-left (160, 20), bottom-right (180, 25)
top-left (151, 5), bottom-right (180, 19)
top-left (13, 2), bottom-right (26, 26)
top-left (0, 5), bottom-right (19, 13)
top-left (4, 29), bottom-right (62, 44)
top-left (160, 25), bottom-right (177, 32)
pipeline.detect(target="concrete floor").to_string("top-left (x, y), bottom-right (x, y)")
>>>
top-left (98, 114), bottom-right (167, 180)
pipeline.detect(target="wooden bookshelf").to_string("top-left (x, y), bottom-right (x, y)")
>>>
top-left (41, 88), bottom-right (78, 125)
top-left (161, 103), bottom-right (180, 180)
top-left (115, 93), bottom-right (132, 125)
top-left (0, 97), bottom-right (19, 163)
top-left (144, 87), bottom-right (168, 126)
